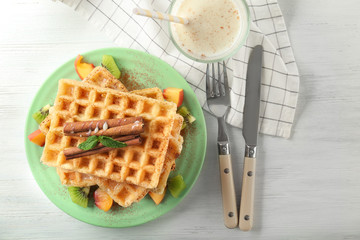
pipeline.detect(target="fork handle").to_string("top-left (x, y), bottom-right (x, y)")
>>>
top-left (218, 154), bottom-right (238, 228)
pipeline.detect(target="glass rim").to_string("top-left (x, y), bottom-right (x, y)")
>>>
top-left (168, 0), bottom-right (251, 63)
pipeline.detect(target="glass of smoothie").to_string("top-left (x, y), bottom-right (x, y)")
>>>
top-left (169, 0), bottom-right (250, 63)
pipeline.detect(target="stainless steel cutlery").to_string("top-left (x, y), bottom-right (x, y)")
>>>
top-left (205, 45), bottom-right (263, 230)
top-left (206, 61), bottom-right (238, 229)
top-left (239, 45), bottom-right (263, 231)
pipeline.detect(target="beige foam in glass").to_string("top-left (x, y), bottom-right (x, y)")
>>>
top-left (169, 0), bottom-right (250, 63)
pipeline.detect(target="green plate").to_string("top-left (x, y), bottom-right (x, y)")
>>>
top-left (24, 48), bottom-right (207, 228)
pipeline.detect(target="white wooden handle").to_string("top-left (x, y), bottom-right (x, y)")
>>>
top-left (239, 157), bottom-right (256, 231)
top-left (219, 154), bottom-right (238, 228)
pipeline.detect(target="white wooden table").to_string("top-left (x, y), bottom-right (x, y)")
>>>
top-left (1, 0), bottom-right (360, 239)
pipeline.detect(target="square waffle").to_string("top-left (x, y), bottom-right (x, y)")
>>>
top-left (56, 168), bottom-right (96, 187)
top-left (41, 79), bottom-right (177, 189)
top-left (56, 111), bottom-right (183, 206)
top-left (94, 176), bottom-right (149, 207)
top-left (55, 104), bottom-right (183, 206)
top-left (130, 88), bottom-right (164, 100)
top-left (152, 114), bottom-right (183, 194)
top-left (84, 66), bottom-right (128, 92)
top-left (57, 168), bottom-right (148, 207)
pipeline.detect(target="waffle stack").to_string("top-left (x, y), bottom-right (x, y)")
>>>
top-left (40, 67), bottom-right (184, 207)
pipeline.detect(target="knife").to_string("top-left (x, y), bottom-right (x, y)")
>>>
top-left (239, 45), bottom-right (263, 231)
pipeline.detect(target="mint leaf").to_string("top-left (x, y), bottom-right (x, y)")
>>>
top-left (78, 136), bottom-right (99, 150)
top-left (99, 136), bottom-right (127, 148)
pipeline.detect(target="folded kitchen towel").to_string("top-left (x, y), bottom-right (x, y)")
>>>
top-left (54, 0), bottom-right (300, 138)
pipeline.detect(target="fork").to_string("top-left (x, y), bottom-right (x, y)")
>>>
top-left (206, 62), bottom-right (238, 228)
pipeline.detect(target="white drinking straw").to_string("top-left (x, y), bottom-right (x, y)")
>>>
top-left (133, 8), bottom-right (189, 25)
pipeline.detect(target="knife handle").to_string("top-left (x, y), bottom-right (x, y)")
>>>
top-left (218, 154), bottom-right (238, 228)
top-left (239, 156), bottom-right (256, 231)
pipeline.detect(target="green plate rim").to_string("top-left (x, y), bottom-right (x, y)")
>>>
top-left (24, 47), bottom-right (207, 228)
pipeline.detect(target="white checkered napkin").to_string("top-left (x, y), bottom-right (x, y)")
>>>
top-left (54, 0), bottom-right (299, 138)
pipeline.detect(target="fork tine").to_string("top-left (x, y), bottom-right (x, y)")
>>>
top-left (223, 61), bottom-right (230, 96)
top-left (212, 63), bottom-right (218, 97)
top-left (206, 64), bottom-right (211, 98)
top-left (217, 62), bottom-right (223, 96)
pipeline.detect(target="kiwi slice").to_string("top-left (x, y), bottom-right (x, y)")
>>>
top-left (168, 175), bottom-right (186, 198)
top-left (181, 121), bottom-right (187, 130)
top-left (32, 104), bottom-right (51, 124)
top-left (101, 55), bottom-right (121, 79)
top-left (177, 106), bottom-right (196, 124)
top-left (67, 186), bottom-right (90, 208)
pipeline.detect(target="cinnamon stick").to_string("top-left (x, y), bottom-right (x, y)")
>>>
top-left (64, 117), bottom-right (143, 134)
top-left (64, 119), bottom-right (144, 137)
top-left (63, 135), bottom-right (141, 160)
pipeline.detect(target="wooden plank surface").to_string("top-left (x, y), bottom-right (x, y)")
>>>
top-left (0, 0), bottom-right (359, 239)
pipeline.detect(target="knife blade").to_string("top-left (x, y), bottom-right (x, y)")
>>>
top-left (239, 45), bottom-right (263, 231)
top-left (243, 45), bottom-right (262, 147)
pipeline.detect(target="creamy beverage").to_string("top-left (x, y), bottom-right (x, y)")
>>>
top-left (170, 0), bottom-right (248, 61)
